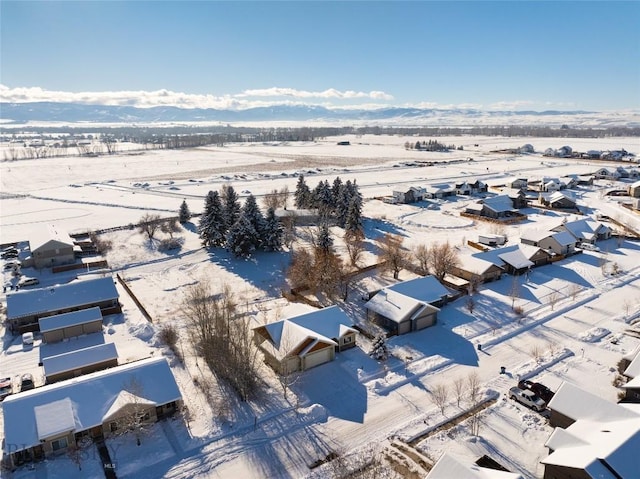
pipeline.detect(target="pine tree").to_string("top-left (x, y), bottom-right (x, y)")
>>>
top-left (199, 191), bottom-right (226, 247)
top-left (345, 196), bottom-right (363, 236)
top-left (331, 176), bottom-right (343, 204)
top-left (262, 207), bottom-right (283, 252)
top-left (294, 175), bottom-right (311, 209)
top-left (242, 194), bottom-right (266, 247)
top-left (335, 182), bottom-right (351, 228)
top-left (178, 200), bottom-right (191, 224)
top-left (221, 185), bottom-right (241, 231)
top-left (225, 215), bottom-right (258, 258)
top-left (316, 223), bottom-right (333, 254)
top-left (369, 335), bottom-right (388, 361)
top-left (313, 180), bottom-right (333, 220)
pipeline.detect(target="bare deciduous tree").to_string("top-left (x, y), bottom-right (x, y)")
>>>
top-left (466, 372), bottom-right (483, 436)
top-left (432, 383), bottom-right (449, 415)
top-left (466, 296), bottom-right (476, 314)
top-left (138, 213), bottom-right (162, 241)
top-left (427, 241), bottom-right (459, 281)
top-left (377, 233), bottom-right (407, 280)
top-left (345, 230), bottom-right (366, 267)
top-left (453, 377), bottom-right (465, 408)
top-left (509, 276), bottom-right (520, 311)
top-left (548, 291), bottom-right (559, 310)
top-left (412, 243), bottom-right (430, 276)
top-left (160, 217), bottom-right (181, 238)
top-left (263, 189), bottom-right (281, 211)
top-left (111, 377), bottom-right (153, 446)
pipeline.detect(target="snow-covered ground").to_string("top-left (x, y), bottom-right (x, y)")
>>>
top-left (1, 134), bottom-right (640, 478)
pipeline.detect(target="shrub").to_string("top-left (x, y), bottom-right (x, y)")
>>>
top-left (158, 237), bottom-right (184, 251)
top-left (159, 324), bottom-right (181, 360)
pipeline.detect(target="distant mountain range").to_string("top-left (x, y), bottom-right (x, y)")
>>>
top-left (0, 101), bottom-right (635, 127)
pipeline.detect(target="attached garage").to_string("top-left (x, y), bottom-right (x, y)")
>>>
top-left (412, 304), bottom-right (439, 331)
top-left (397, 320), bottom-right (412, 335)
top-left (302, 343), bottom-right (335, 370)
top-left (43, 342), bottom-right (118, 384)
top-left (39, 307), bottom-right (103, 343)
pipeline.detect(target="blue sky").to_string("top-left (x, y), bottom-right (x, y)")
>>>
top-left (1, 1), bottom-right (639, 111)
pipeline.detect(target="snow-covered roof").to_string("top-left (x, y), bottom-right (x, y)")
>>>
top-left (481, 195), bottom-right (515, 213)
top-left (520, 229), bottom-right (553, 243)
top-left (38, 306), bottom-right (103, 333)
top-left (427, 452), bottom-right (523, 479)
top-left (425, 183), bottom-right (454, 193)
top-left (257, 315), bottom-right (338, 361)
top-left (102, 389), bottom-right (157, 423)
top-left (624, 349), bottom-right (640, 379)
top-left (552, 231), bottom-right (577, 246)
top-left (43, 342), bottom-right (118, 378)
top-left (498, 250), bottom-right (534, 270)
top-left (556, 219), bottom-right (610, 242)
top-left (6, 276), bottom-right (119, 320)
top-left (365, 289), bottom-right (430, 324)
top-left (549, 191), bottom-right (574, 202)
top-left (473, 244), bottom-right (542, 267)
top-left (386, 275), bottom-right (449, 305)
top-left (548, 382), bottom-right (639, 423)
top-left (2, 357), bottom-right (181, 453)
top-left (542, 416), bottom-right (640, 476)
top-left (34, 397), bottom-right (76, 440)
top-left (631, 180), bottom-right (640, 188)
top-left (285, 305), bottom-right (357, 342)
top-left (457, 256), bottom-right (503, 276)
top-left (30, 224), bottom-right (74, 252)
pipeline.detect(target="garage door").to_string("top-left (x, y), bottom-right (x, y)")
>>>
top-left (303, 347), bottom-right (333, 370)
top-left (398, 320), bottom-right (411, 335)
top-left (414, 313), bottom-right (435, 331)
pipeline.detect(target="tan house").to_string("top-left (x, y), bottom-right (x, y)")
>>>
top-left (253, 305), bottom-right (357, 373)
top-left (551, 218), bottom-right (612, 245)
top-left (2, 357), bottom-right (182, 468)
top-left (29, 225), bottom-right (78, 269)
top-left (628, 180), bottom-right (640, 198)
top-left (451, 256), bottom-right (504, 284)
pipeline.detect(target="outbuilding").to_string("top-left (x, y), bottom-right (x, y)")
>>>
top-left (38, 307), bottom-right (104, 343)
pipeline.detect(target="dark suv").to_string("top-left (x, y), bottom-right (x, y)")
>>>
top-left (20, 373), bottom-right (35, 392)
top-left (518, 379), bottom-right (554, 403)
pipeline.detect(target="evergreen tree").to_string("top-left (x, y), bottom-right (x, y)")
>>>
top-left (262, 207), bottom-right (283, 252)
top-left (369, 335), bottom-right (388, 361)
top-left (226, 215), bottom-right (257, 258)
top-left (221, 185), bottom-right (241, 231)
top-left (178, 200), bottom-right (191, 224)
top-left (316, 223), bottom-right (333, 254)
top-left (335, 181), bottom-right (352, 228)
top-left (331, 176), bottom-right (343, 204)
top-left (199, 191), bottom-right (226, 247)
top-left (294, 175), bottom-right (311, 209)
top-left (313, 180), bottom-right (333, 220)
top-left (345, 196), bottom-right (363, 236)
top-left (241, 194), bottom-right (266, 247)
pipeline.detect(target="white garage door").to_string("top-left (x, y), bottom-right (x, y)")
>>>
top-left (414, 313), bottom-right (435, 331)
top-left (398, 320), bottom-right (411, 335)
top-left (303, 347), bottom-right (332, 370)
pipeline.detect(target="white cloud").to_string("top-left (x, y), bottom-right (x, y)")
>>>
top-left (488, 100), bottom-right (535, 111)
top-left (0, 84), bottom-right (394, 109)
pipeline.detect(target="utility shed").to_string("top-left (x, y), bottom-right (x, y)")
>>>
top-left (43, 342), bottom-right (119, 383)
top-left (38, 307), bottom-right (103, 343)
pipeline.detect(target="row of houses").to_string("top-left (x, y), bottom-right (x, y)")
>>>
top-left (392, 180), bottom-right (488, 204)
top-left (2, 275), bottom-right (183, 468)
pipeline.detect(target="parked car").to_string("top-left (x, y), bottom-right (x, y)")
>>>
top-left (22, 332), bottom-right (34, 346)
top-left (0, 377), bottom-right (12, 401)
top-left (18, 277), bottom-right (39, 287)
top-left (19, 373), bottom-right (35, 392)
top-left (509, 386), bottom-right (546, 412)
top-left (518, 380), bottom-right (555, 402)
top-left (1, 251), bottom-right (18, 260)
top-left (3, 260), bottom-right (20, 271)
top-left (579, 242), bottom-right (600, 252)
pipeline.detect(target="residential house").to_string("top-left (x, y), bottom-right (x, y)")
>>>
top-left (43, 342), bottom-right (119, 384)
top-left (275, 208), bottom-right (319, 226)
top-left (507, 178), bottom-right (528, 190)
top-left (474, 244), bottom-right (552, 271)
top-left (424, 183), bottom-right (456, 199)
top-left (593, 167), bottom-right (621, 180)
top-left (628, 180), bottom-right (640, 198)
top-left (621, 348), bottom-right (640, 403)
top-left (539, 178), bottom-right (564, 192)
top-left (451, 256), bottom-right (504, 284)
top-left (542, 382), bottom-right (640, 479)
top-left (253, 305), bottom-right (357, 373)
top-left (497, 249), bottom-right (534, 275)
top-left (552, 218), bottom-right (612, 244)
top-left (6, 277), bottom-right (121, 333)
top-left (539, 191), bottom-right (577, 210)
top-left (427, 452), bottom-right (523, 479)
top-left (365, 276), bottom-right (448, 335)
top-left (2, 357), bottom-right (182, 468)
top-left (465, 195), bottom-right (520, 220)
top-left (392, 186), bottom-right (425, 204)
top-left (28, 225), bottom-right (79, 269)
top-left (576, 175), bottom-right (594, 186)
top-left (478, 234), bottom-right (507, 247)
top-left (38, 307), bottom-right (104, 343)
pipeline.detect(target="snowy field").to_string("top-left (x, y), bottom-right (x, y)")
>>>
top-left (1, 134), bottom-right (640, 478)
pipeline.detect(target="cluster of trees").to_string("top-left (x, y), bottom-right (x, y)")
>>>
top-left (294, 175), bottom-right (363, 234)
top-left (138, 213), bottom-right (183, 250)
top-left (199, 186), bottom-right (283, 258)
top-left (182, 282), bottom-right (261, 401)
top-left (404, 139), bottom-right (459, 152)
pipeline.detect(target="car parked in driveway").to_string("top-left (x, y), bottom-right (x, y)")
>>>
top-left (18, 276), bottom-right (39, 288)
top-left (19, 373), bottom-right (35, 392)
top-left (509, 386), bottom-right (546, 412)
top-left (0, 377), bottom-right (12, 401)
top-left (518, 379), bottom-right (555, 403)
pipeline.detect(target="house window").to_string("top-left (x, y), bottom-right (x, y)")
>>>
top-left (110, 422), bottom-right (118, 432)
top-left (51, 437), bottom-right (68, 451)
top-left (343, 336), bottom-right (353, 344)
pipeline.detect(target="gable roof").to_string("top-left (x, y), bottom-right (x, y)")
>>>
top-left (2, 357), bottom-right (181, 453)
top-left (6, 277), bottom-right (119, 321)
top-left (286, 305), bottom-right (357, 342)
top-left (624, 349), bottom-right (640, 379)
top-left (30, 224), bottom-right (74, 252)
top-left (365, 289), bottom-right (438, 324)
top-left (554, 219), bottom-right (611, 242)
top-left (548, 382), bottom-right (639, 423)
top-left (521, 229), bottom-right (554, 243)
top-left (457, 256), bottom-right (504, 276)
top-left (43, 342), bottom-right (118, 378)
top-left (386, 275), bottom-right (450, 305)
top-left (38, 306), bottom-right (103, 333)
top-left (498, 250), bottom-right (534, 270)
top-left (481, 195), bottom-right (515, 213)
top-left (428, 452), bottom-right (523, 479)
top-left (34, 397), bottom-right (76, 441)
top-left (473, 244), bottom-right (544, 267)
